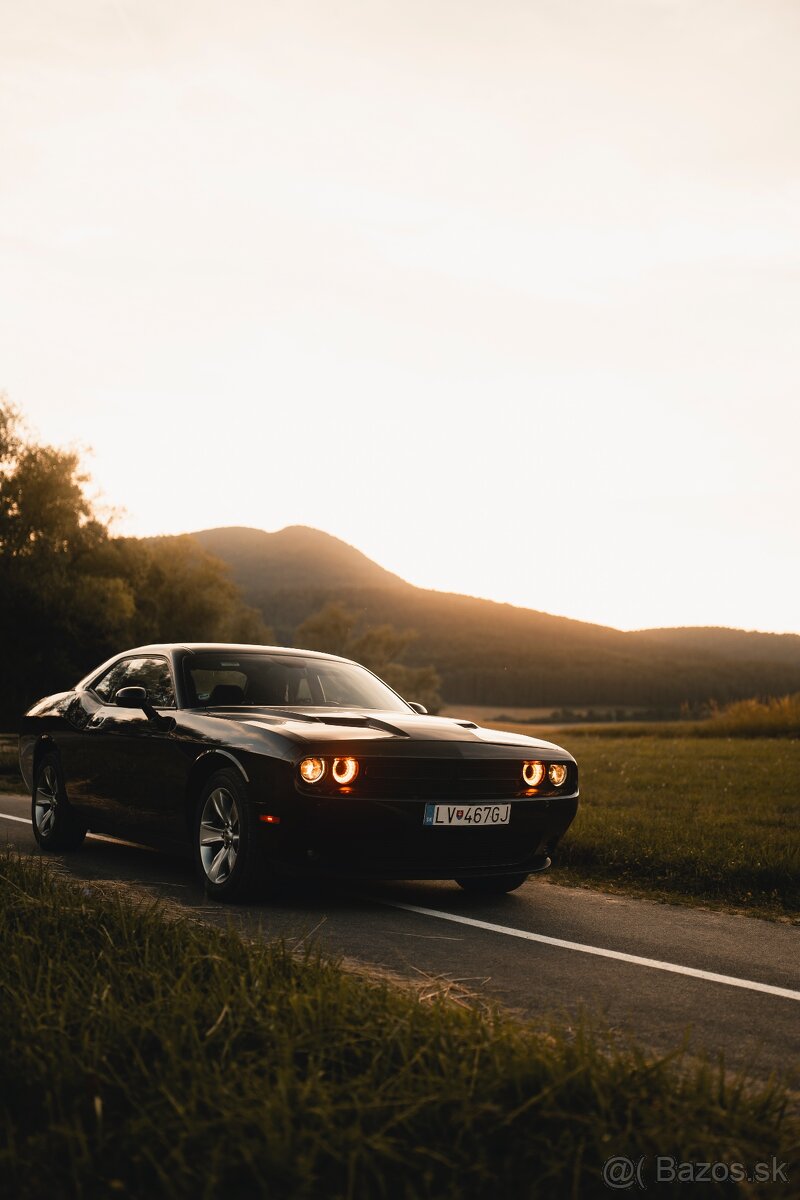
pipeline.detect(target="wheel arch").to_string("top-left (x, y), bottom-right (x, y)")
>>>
top-left (31, 735), bottom-right (58, 778)
top-left (184, 750), bottom-right (249, 835)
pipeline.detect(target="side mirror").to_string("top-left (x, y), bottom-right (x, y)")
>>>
top-left (114, 686), bottom-right (169, 728)
top-left (408, 701), bottom-right (428, 715)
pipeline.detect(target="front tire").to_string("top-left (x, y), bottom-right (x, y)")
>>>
top-left (194, 769), bottom-right (267, 902)
top-left (31, 752), bottom-right (86, 851)
top-left (455, 872), bottom-right (529, 895)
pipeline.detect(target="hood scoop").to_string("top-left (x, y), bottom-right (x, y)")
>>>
top-left (269, 709), bottom-right (411, 738)
top-left (314, 713), bottom-right (411, 737)
top-left (266, 709), bottom-right (320, 723)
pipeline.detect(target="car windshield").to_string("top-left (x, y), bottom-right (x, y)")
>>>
top-left (183, 652), bottom-right (411, 713)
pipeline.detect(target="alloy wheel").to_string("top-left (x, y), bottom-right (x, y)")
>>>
top-left (34, 764), bottom-right (59, 837)
top-left (199, 787), bottom-right (240, 884)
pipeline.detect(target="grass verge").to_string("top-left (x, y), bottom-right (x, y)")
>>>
top-left (1, 852), bottom-right (797, 1199)
top-left (518, 735), bottom-right (799, 920)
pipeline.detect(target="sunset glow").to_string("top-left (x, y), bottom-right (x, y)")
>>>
top-left (2, 0), bottom-right (798, 633)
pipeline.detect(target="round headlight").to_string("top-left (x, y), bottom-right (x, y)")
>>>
top-left (299, 757), bottom-right (326, 784)
top-left (332, 757), bottom-right (359, 785)
top-left (548, 763), bottom-right (568, 787)
top-left (522, 760), bottom-right (545, 787)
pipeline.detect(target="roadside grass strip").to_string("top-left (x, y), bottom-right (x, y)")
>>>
top-left (0, 852), bottom-right (796, 1199)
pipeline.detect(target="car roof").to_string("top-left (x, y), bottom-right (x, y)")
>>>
top-left (120, 642), bottom-right (354, 665)
top-left (75, 642), bottom-right (362, 697)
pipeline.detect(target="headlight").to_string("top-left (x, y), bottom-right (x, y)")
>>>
top-left (522, 760), bottom-right (545, 786)
top-left (299, 757), bottom-right (326, 784)
top-left (332, 757), bottom-right (359, 785)
top-left (548, 763), bottom-right (568, 787)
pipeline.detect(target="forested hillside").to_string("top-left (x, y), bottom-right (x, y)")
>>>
top-left (171, 526), bottom-right (800, 709)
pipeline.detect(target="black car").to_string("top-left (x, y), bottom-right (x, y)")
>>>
top-left (19, 643), bottom-right (579, 901)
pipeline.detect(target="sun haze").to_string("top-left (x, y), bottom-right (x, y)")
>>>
top-left (2, 0), bottom-right (798, 633)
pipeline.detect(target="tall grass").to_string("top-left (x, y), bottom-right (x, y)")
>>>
top-left (0, 852), bottom-right (796, 1199)
top-left (702, 693), bottom-right (800, 738)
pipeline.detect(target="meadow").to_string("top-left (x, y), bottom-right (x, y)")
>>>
top-left (0, 851), bottom-right (795, 1200)
top-left (554, 736), bottom-right (798, 919)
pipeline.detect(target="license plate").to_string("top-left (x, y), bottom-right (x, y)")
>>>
top-left (423, 803), bottom-right (511, 827)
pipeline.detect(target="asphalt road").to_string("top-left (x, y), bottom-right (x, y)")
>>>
top-left (2, 792), bottom-right (798, 1085)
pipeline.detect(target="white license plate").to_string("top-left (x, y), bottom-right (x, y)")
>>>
top-left (423, 803), bottom-right (511, 827)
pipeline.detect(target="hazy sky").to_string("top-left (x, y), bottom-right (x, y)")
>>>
top-left (2, 0), bottom-right (799, 633)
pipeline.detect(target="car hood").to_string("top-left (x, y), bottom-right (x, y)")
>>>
top-left (200, 706), bottom-right (572, 755)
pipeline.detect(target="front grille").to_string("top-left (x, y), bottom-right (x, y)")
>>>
top-left (348, 757), bottom-right (574, 801)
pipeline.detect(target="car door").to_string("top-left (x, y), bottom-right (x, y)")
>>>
top-left (77, 654), bottom-right (187, 842)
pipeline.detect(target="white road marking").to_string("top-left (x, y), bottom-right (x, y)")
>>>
top-left (383, 901), bottom-right (800, 1002)
top-left (0, 810), bottom-right (155, 852)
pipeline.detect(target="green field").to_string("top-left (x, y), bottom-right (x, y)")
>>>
top-left (494, 731), bottom-right (799, 920)
top-left (0, 852), bottom-right (795, 1200)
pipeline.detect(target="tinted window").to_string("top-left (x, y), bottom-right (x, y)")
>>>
top-left (93, 656), bottom-right (176, 708)
top-left (184, 653), bottom-right (409, 712)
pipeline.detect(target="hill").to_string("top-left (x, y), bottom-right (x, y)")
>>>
top-left (629, 626), bottom-right (800, 667)
top-left (190, 526), bottom-right (407, 593)
top-left (157, 526), bottom-right (800, 709)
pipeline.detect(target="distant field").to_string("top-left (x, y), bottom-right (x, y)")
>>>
top-left (442, 704), bottom-right (568, 722)
top-left (440, 703), bottom-right (648, 726)
top-left (497, 732), bottom-right (799, 920)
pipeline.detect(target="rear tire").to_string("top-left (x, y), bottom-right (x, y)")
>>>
top-left (455, 872), bottom-right (529, 895)
top-left (31, 752), bottom-right (86, 851)
top-left (194, 769), bottom-right (268, 903)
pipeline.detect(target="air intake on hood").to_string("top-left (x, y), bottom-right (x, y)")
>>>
top-left (271, 710), bottom-right (411, 737)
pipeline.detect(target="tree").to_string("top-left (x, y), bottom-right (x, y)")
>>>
top-left (0, 399), bottom-right (272, 723)
top-left (0, 403), bottom-right (131, 717)
top-left (111, 537), bottom-right (269, 646)
top-left (294, 602), bottom-right (356, 657)
top-left (0, 403), bottom-right (104, 561)
top-left (348, 625), bottom-right (413, 674)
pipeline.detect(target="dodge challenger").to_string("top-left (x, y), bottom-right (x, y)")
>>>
top-left (19, 643), bottom-right (579, 901)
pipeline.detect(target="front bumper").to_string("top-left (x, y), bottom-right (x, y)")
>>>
top-left (255, 792), bottom-right (579, 881)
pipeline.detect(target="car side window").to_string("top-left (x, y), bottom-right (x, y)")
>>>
top-left (93, 656), bottom-right (176, 708)
top-left (92, 660), bottom-right (132, 703)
